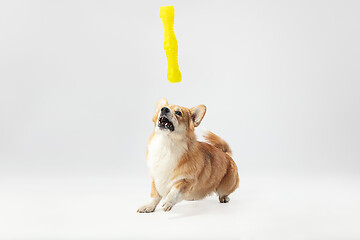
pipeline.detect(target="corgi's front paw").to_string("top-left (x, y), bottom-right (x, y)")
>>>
top-left (162, 201), bottom-right (175, 212)
top-left (137, 204), bottom-right (156, 213)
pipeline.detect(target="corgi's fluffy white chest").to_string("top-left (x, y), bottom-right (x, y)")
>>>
top-left (147, 133), bottom-right (185, 197)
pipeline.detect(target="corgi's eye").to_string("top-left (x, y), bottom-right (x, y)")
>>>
top-left (175, 111), bottom-right (182, 117)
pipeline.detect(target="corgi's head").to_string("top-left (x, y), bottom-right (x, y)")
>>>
top-left (152, 98), bottom-right (206, 137)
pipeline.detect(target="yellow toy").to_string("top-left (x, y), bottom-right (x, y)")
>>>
top-left (160, 6), bottom-right (182, 83)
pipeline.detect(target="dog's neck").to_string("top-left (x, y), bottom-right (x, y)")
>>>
top-left (153, 130), bottom-right (197, 152)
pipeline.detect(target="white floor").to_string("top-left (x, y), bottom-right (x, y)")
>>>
top-left (0, 172), bottom-right (359, 240)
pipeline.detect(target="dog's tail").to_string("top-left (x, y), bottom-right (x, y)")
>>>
top-left (203, 130), bottom-right (232, 157)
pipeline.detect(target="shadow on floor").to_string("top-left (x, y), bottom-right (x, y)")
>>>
top-left (159, 197), bottom-right (243, 220)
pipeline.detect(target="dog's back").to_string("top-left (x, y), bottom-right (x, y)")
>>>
top-left (203, 130), bottom-right (232, 156)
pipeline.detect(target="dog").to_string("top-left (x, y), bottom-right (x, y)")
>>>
top-left (137, 98), bottom-right (239, 213)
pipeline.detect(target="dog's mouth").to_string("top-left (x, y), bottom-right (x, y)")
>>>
top-left (158, 116), bottom-right (174, 131)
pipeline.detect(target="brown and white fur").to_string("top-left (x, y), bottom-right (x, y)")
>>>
top-left (137, 98), bottom-right (239, 213)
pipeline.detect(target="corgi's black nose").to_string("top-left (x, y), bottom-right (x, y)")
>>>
top-left (161, 107), bottom-right (170, 114)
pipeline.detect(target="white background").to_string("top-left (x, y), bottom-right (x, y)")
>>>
top-left (0, 1), bottom-right (359, 239)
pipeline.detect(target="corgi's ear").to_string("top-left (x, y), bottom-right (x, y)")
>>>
top-left (155, 98), bottom-right (168, 112)
top-left (190, 105), bottom-right (206, 127)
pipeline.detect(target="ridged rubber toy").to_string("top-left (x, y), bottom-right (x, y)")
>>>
top-left (160, 6), bottom-right (182, 83)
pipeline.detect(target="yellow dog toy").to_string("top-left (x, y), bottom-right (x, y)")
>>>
top-left (160, 6), bottom-right (181, 83)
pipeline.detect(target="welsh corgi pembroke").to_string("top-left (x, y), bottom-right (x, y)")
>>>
top-left (137, 98), bottom-right (239, 213)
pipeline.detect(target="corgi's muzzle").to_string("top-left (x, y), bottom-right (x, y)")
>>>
top-left (158, 107), bottom-right (174, 131)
